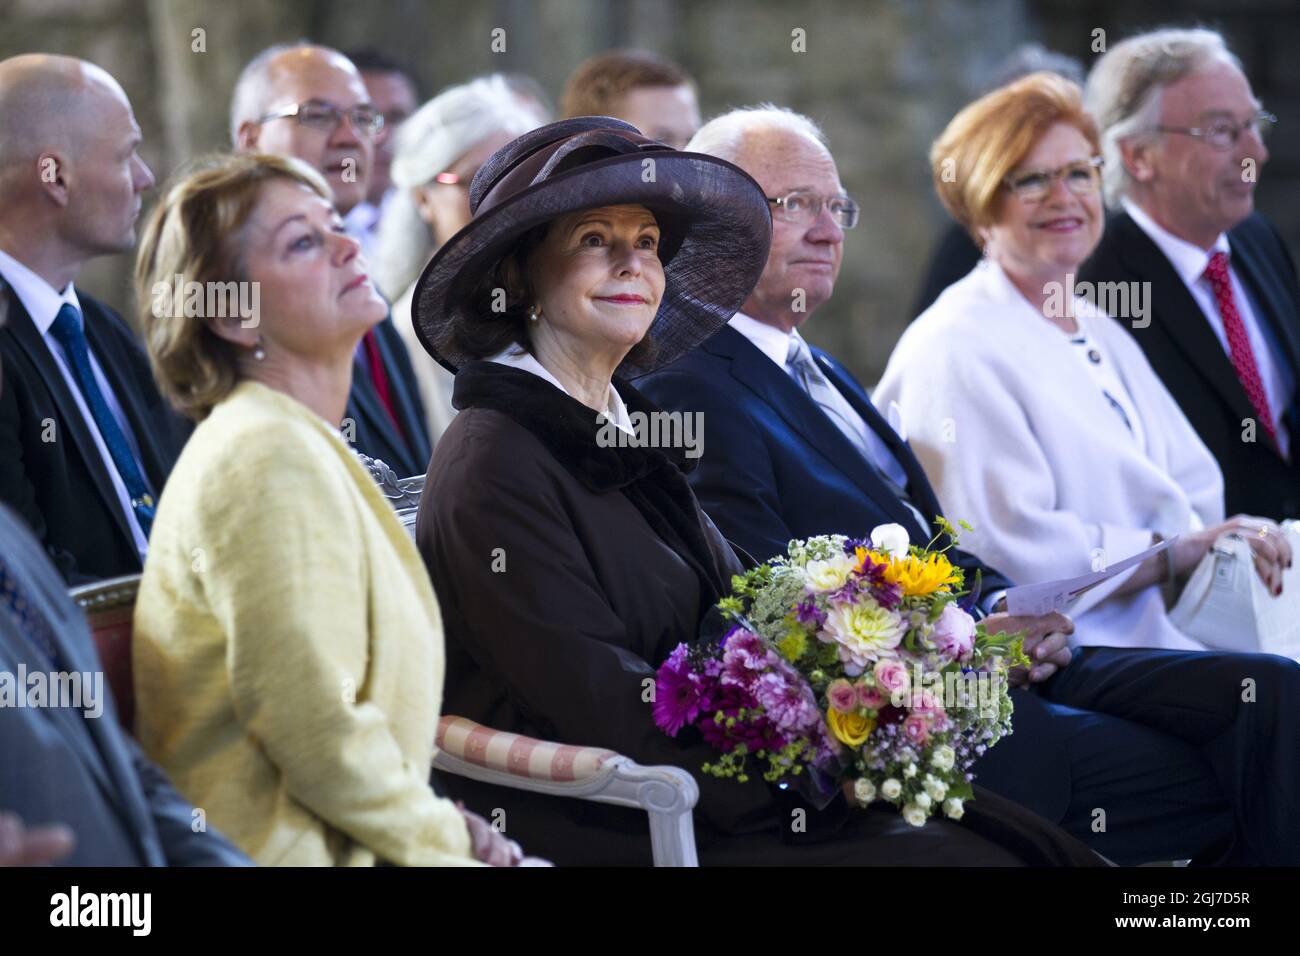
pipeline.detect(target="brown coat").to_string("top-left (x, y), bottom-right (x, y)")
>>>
top-left (418, 362), bottom-right (1098, 866)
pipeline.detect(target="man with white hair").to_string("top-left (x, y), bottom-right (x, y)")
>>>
top-left (231, 42), bottom-right (431, 477)
top-left (0, 54), bottom-right (188, 583)
top-left (640, 105), bottom-right (1300, 865)
top-left (1080, 27), bottom-right (1299, 520)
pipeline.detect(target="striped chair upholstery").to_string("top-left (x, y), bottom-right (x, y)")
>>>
top-left (437, 715), bottom-right (617, 782)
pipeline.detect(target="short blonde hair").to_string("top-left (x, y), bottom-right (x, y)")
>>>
top-left (134, 152), bottom-right (331, 421)
top-left (930, 72), bottom-right (1100, 243)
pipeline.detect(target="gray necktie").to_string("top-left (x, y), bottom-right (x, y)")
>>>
top-left (786, 336), bottom-right (928, 529)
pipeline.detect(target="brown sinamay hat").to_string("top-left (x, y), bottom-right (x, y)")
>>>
top-left (411, 116), bottom-right (772, 376)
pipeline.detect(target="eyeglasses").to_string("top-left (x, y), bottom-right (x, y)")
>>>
top-left (1155, 110), bottom-right (1277, 150)
top-left (766, 191), bottom-right (860, 229)
top-left (1003, 156), bottom-right (1104, 203)
top-left (257, 100), bottom-right (385, 137)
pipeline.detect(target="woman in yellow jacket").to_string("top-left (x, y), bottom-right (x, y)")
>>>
top-left (131, 153), bottom-right (516, 866)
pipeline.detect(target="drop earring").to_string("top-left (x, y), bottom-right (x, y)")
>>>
top-left (252, 337), bottom-right (266, 361)
top-left (528, 304), bottom-right (543, 323)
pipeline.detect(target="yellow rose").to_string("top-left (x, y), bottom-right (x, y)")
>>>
top-left (827, 708), bottom-right (876, 747)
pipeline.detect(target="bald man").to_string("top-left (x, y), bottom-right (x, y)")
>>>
top-left (230, 43), bottom-right (431, 475)
top-left (0, 54), bottom-right (188, 584)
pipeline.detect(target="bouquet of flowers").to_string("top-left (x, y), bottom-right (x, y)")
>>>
top-left (653, 520), bottom-right (1029, 825)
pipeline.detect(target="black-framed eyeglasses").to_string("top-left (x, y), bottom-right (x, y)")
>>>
top-left (1155, 110), bottom-right (1277, 150)
top-left (1002, 156), bottom-right (1104, 203)
top-left (257, 100), bottom-right (385, 137)
top-left (766, 190), bottom-right (859, 229)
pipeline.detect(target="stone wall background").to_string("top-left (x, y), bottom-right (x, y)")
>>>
top-left (3, 0), bottom-right (1297, 385)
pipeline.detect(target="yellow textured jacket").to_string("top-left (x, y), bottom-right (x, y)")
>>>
top-left (133, 381), bottom-right (476, 866)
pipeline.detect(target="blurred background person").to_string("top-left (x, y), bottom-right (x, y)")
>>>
top-left (342, 48), bottom-right (421, 262)
top-left (874, 73), bottom-right (1300, 863)
top-left (131, 153), bottom-right (521, 867)
top-left (373, 74), bottom-right (545, 444)
top-left (230, 42), bottom-right (431, 476)
top-left (0, 54), bottom-right (186, 584)
top-left (911, 43), bottom-right (1085, 319)
top-left (1080, 27), bottom-right (1299, 521)
top-left (560, 48), bottom-right (700, 149)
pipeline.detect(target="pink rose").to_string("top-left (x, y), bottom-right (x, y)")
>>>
top-left (932, 603), bottom-right (976, 661)
top-left (902, 714), bottom-right (931, 746)
top-left (827, 678), bottom-right (857, 714)
top-left (911, 689), bottom-right (949, 729)
top-left (857, 682), bottom-right (885, 710)
top-left (873, 659), bottom-right (911, 697)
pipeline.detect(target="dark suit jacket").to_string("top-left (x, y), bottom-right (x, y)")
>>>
top-left (1079, 211), bottom-right (1300, 519)
top-left (345, 315), bottom-right (432, 478)
top-left (0, 502), bottom-right (249, 866)
top-left (638, 325), bottom-right (1072, 822)
top-left (0, 285), bottom-right (188, 584)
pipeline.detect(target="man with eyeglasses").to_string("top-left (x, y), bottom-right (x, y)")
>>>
top-left (230, 43), bottom-right (431, 478)
top-left (1081, 28), bottom-right (1300, 521)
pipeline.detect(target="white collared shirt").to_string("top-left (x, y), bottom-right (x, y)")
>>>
top-left (1122, 198), bottom-right (1292, 455)
top-left (0, 248), bottom-right (150, 560)
top-left (487, 345), bottom-right (635, 434)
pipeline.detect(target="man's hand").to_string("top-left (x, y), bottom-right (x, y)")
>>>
top-left (983, 610), bottom-right (1074, 687)
top-left (0, 812), bottom-right (74, 866)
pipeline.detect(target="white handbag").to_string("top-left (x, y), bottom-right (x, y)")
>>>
top-left (1168, 519), bottom-right (1300, 660)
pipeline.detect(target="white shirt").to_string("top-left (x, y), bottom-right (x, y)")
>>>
top-left (1123, 198), bottom-right (1292, 456)
top-left (487, 345), bottom-right (635, 435)
top-left (0, 248), bottom-right (150, 560)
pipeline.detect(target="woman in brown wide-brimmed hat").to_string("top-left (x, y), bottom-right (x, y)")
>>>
top-left (413, 116), bottom-right (1101, 867)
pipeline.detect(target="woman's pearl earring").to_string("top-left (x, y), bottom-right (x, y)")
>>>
top-left (528, 305), bottom-right (541, 323)
top-left (252, 337), bottom-right (266, 361)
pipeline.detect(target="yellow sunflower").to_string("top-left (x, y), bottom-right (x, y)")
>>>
top-left (860, 548), bottom-right (960, 597)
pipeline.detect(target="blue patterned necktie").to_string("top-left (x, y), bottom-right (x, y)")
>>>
top-left (0, 555), bottom-right (67, 671)
top-left (49, 303), bottom-right (155, 536)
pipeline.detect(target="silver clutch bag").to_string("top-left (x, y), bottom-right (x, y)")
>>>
top-left (1168, 520), bottom-right (1300, 660)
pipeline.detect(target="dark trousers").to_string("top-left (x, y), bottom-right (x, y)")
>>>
top-left (1040, 646), bottom-right (1300, 866)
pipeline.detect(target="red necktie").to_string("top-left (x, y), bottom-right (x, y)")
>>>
top-left (362, 329), bottom-right (407, 442)
top-left (1203, 250), bottom-right (1276, 443)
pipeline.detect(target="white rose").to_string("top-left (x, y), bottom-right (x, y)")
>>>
top-left (870, 523), bottom-right (910, 558)
top-left (803, 554), bottom-right (857, 593)
top-left (853, 778), bottom-right (877, 805)
top-left (914, 790), bottom-right (932, 811)
top-left (881, 778), bottom-right (902, 801)
top-left (902, 803), bottom-right (927, 827)
top-left (924, 775), bottom-right (947, 802)
top-left (903, 761), bottom-right (918, 778)
top-left (944, 797), bottom-right (965, 820)
top-left (930, 745), bottom-right (956, 772)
